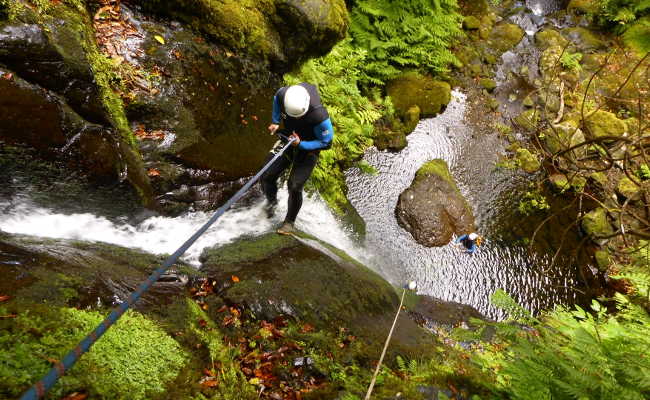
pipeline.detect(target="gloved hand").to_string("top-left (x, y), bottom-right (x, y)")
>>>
top-left (268, 123), bottom-right (279, 135)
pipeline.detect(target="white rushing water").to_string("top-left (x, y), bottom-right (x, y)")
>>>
top-left (0, 189), bottom-right (371, 267)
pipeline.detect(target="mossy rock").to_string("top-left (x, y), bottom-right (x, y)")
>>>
top-left (544, 120), bottom-right (586, 155)
top-left (138, 0), bottom-right (348, 68)
top-left (514, 108), bottom-right (540, 131)
top-left (199, 233), bottom-right (437, 355)
top-left (584, 110), bottom-right (627, 139)
top-left (463, 15), bottom-right (481, 30)
top-left (479, 78), bottom-right (497, 92)
top-left (387, 72), bottom-right (451, 117)
top-left (535, 29), bottom-right (569, 50)
top-left (489, 23), bottom-right (525, 53)
top-left (539, 45), bottom-right (563, 77)
top-left (0, 232), bottom-right (195, 309)
top-left (549, 173), bottom-right (570, 192)
top-left (616, 176), bottom-right (641, 200)
top-left (589, 171), bottom-right (608, 186)
top-left (0, 304), bottom-right (188, 399)
top-left (567, 0), bottom-right (599, 14)
top-left (594, 249), bottom-right (610, 271)
top-left (581, 207), bottom-right (614, 240)
top-left (561, 27), bottom-right (606, 52)
top-left (395, 159), bottom-right (475, 247)
top-left (516, 148), bottom-right (540, 173)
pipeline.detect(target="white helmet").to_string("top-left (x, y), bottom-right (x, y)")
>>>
top-left (469, 233), bottom-right (479, 240)
top-left (284, 85), bottom-right (310, 118)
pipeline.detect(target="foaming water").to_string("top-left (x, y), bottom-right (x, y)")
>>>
top-left (0, 189), bottom-right (370, 267)
top-left (346, 91), bottom-right (580, 319)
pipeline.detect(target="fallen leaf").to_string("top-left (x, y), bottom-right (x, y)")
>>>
top-left (299, 323), bottom-right (314, 333)
top-left (200, 377), bottom-right (218, 387)
top-left (217, 305), bottom-right (228, 313)
top-left (231, 275), bottom-right (240, 283)
top-left (204, 368), bottom-right (215, 377)
top-left (61, 392), bottom-right (87, 400)
top-left (0, 314), bottom-right (17, 319)
top-left (0, 295), bottom-right (10, 302)
top-left (147, 168), bottom-right (160, 177)
top-left (154, 35), bottom-right (165, 45)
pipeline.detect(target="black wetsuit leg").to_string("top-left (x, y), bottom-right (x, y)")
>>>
top-left (260, 152), bottom-right (292, 204)
top-left (285, 151), bottom-right (318, 223)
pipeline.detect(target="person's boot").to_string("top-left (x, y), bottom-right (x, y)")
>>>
top-left (264, 200), bottom-right (278, 219)
top-left (276, 221), bottom-right (296, 235)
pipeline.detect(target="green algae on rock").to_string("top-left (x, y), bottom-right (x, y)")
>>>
top-left (489, 22), bottom-right (524, 53)
top-left (516, 148), bottom-right (541, 173)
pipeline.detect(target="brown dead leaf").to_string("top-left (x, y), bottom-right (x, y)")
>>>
top-left (61, 392), bottom-right (88, 400)
top-left (147, 168), bottom-right (161, 177)
top-left (217, 305), bottom-right (228, 313)
top-left (299, 323), bottom-right (314, 333)
top-left (0, 314), bottom-right (17, 319)
top-left (0, 295), bottom-right (10, 302)
top-left (200, 377), bottom-right (218, 387)
top-left (231, 275), bottom-right (240, 283)
top-left (204, 368), bottom-right (215, 377)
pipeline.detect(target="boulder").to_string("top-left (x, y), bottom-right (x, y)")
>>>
top-left (199, 233), bottom-right (437, 354)
top-left (567, 0), bottom-right (599, 14)
top-left (395, 160), bottom-right (475, 247)
top-left (584, 110), bottom-right (627, 139)
top-left (136, 0), bottom-right (348, 70)
top-left (581, 207), bottom-right (614, 240)
top-left (479, 77), bottom-right (497, 92)
top-left (0, 232), bottom-right (194, 309)
top-left (535, 29), bottom-right (569, 50)
top-left (516, 148), bottom-right (540, 173)
top-left (0, 69), bottom-right (119, 178)
top-left (544, 120), bottom-right (586, 155)
top-left (489, 23), bottom-right (524, 53)
top-left (616, 176), bottom-right (641, 201)
top-left (514, 108), bottom-right (540, 131)
top-left (463, 15), bottom-right (481, 30)
top-left (561, 27), bottom-right (606, 52)
top-left (387, 72), bottom-right (451, 117)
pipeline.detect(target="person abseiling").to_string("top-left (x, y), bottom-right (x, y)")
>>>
top-left (262, 82), bottom-right (334, 235)
top-left (455, 232), bottom-right (481, 254)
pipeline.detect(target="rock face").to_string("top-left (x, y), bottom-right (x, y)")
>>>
top-left (0, 232), bottom-right (193, 309)
top-left (489, 23), bottom-right (524, 53)
top-left (395, 160), bottom-right (475, 247)
top-left (200, 232), bottom-right (438, 354)
top-left (0, 0), bottom-right (348, 212)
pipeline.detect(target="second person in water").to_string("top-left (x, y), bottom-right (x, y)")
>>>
top-left (262, 82), bottom-right (334, 235)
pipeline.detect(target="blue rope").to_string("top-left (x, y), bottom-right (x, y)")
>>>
top-left (20, 137), bottom-right (296, 400)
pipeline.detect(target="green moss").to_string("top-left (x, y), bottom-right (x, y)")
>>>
top-left (387, 72), bottom-right (451, 117)
top-left (567, 0), bottom-right (599, 14)
top-left (463, 15), bottom-right (481, 30)
top-left (549, 173), bottom-right (570, 192)
top-left (0, 304), bottom-right (188, 399)
top-left (584, 110), bottom-right (627, 139)
top-left (589, 171), bottom-right (608, 186)
top-left (479, 77), bottom-right (497, 92)
top-left (489, 23), bottom-right (524, 53)
top-left (617, 176), bottom-right (640, 200)
top-left (514, 109), bottom-right (540, 131)
top-left (581, 207), bottom-right (614, 239)
top-left (562, 27), bottom-right (606, 52)
top-left (594, 249), bottom-right (610, 271)
top-left (535, 29), bottom-right (569, 50)
top-left (516, 148), bottom-right (541, 173)
top-left (415, 159), bottom-right (454, 186)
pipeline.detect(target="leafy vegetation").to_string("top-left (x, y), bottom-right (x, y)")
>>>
top-left (592, 0), bottom-right (650, 53)
top-left (0, 305), bottom-right (187, 399)
top-left (287, 0), bottom-right (463, 211)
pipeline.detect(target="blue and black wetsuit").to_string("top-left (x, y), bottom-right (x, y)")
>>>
top-left (261, 82), bottom-right (334, 223)
top-left (455, 234), bottom-right (477, 254)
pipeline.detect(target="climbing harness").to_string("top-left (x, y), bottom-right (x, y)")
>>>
top-left (19, 136), bottom-right (296, 400)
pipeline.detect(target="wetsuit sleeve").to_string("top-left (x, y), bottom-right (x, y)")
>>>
top-left (298, 118), bottom-right (334, 151)
top-left (467, 242), bottom-right (477, 254)
top-left (455, 234), bottom-right (468, 244)
top-left (272, 95), bottom-right (281, 124)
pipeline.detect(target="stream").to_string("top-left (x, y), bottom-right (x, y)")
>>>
top-left (0, 0), bottom-right (588, 320)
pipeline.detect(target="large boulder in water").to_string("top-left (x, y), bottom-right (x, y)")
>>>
top-left (395, 160), bottom-right (475, 247)
top-left (199, 232), bottom-right (438, 354)
top-left (387, 72), bottom-right (451, 118)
